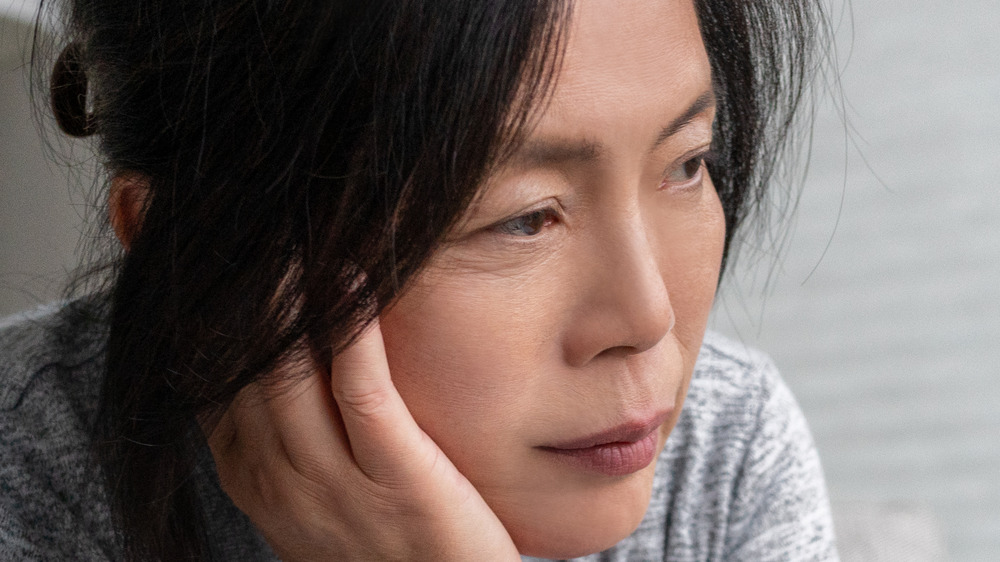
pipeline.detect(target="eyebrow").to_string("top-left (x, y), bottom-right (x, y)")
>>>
top-left (512, 90), bottom-right (717, 169)
top-left (651, 90), bottom-right (717, 147)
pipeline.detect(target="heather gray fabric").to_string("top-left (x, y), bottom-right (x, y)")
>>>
top-left (0, 298), bottom-right (837, 561)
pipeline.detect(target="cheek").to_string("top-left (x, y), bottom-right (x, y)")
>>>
top-left (649, 177), bottom-right (726, 461)
top-left (379, 285), bottom-right (504, 418)
top-left (377, 270), bottom-right (561, 480)
top-left (659, 177), bottom-right (726, 352)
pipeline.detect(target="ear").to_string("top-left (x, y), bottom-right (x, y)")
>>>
top-left (108, 172), bottom-right (150, 251)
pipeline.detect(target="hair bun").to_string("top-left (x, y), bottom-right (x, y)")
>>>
top-left (51, 43), bottom-right (96, 137)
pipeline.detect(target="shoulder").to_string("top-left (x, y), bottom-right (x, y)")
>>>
top-left (0, 297), bottom-right (107, 411)
top-left (664, 331), bottom-right (806, 524)
top-left (688, 329), bottom-right (788, 414)
top-left (606, 330), bottom-right (837, 562)
top-left (0, 297), bottom-right (116, 559)
top-left (0, 295), bottom-right (108, 419)
top-left (663, 330), bottom-right (798, 468)
top-left (679, 330), bottom-right (821, 498)
top-left (682, 330), bottom-right (807, 453)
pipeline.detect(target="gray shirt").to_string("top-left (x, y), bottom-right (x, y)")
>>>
top-left (0, 298), bottom-right (838, 560)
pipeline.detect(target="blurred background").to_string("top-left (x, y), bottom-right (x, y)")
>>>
top-left (709, 0), bottom-right (1000, 560)
top-left (2, 0), bottom-right (997, 559)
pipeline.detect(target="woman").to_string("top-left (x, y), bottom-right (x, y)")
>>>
top-left (1, 0), bottom-right (835, 559)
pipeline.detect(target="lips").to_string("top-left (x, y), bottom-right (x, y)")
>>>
top-left (538, 411), bottom-right (672, 476)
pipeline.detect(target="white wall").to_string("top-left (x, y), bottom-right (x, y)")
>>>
top-left (0, 0), bottom-right (41, 26)
top-left (1, 10), bottom-right (90, 317)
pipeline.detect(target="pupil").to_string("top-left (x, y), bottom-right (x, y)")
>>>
top-left (521, 211), bottom-right (547, 235)
top-left (684, 157), bottom-right (701, 178)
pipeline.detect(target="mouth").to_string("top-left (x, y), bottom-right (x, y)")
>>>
top-left (537, 410), bottom-right (673, 477)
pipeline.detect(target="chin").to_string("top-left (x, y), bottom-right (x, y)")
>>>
top-left (510, 502), bottom-right (649, 559)
top-left (502, 464), bottom-right (657, 559)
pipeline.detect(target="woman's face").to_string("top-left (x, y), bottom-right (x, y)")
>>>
top-left (379, 0), bottom-right (724, 557)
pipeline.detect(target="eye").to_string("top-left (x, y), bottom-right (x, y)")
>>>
top-left (494, 208), bottom-right (557, 237)
top-left (662, 151), bottom-right (710, 191)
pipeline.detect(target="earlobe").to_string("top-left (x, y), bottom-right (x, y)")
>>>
top-left (109, 172), bottom-right (150, 251)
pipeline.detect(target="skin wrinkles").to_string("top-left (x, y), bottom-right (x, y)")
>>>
top-left (378, 0), bottom-right (726, 558)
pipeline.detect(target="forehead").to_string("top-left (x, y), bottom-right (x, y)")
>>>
top-left (529, 0), bottom-right (712, 144)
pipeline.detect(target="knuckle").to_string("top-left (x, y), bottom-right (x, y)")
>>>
top-left (333, 384), bottom-right (393, 419)
top-left (247, 460), bottom-right (285, 509)
top-left (286, 450), bottom-right (336, 490)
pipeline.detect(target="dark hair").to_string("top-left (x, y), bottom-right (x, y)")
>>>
top-left (41, 0), bottom-right (822, 559)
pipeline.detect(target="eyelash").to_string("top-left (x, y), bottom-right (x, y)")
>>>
top-left (490, 147), bottom-right (716, 239)
top-left (493, 207), bottom-right (559, 238)
top-left (661, 148), bottom-right (715, 192)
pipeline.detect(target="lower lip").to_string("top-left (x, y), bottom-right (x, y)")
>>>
top-left (541, 430), bottom-right (659, 477)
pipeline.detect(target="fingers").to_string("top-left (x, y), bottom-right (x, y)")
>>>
top-left (208, 371), bottom-right (353, 517)
top-left (206, 384), bottom-right (284, 514)
top-left (202, 323), bottom-right (521, 561)
top-left (262, 359), bottom-right (353, 475)
top-left (209, 318), bottom-right (433, 492)
top-left (326, 320), bottom-right (434, 483)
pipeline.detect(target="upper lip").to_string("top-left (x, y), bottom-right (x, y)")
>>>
top-left (541, 410), bottom-right (673, 450)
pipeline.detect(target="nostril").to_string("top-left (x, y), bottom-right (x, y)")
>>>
top-left (596, 345), bottom-right (647, 360)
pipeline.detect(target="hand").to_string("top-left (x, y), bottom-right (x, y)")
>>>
top-left (206, 321), bottom-right (520, 561)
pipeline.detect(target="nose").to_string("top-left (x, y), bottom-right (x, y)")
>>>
top-left (562, 214), bottom-right (675, 367)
